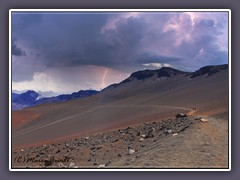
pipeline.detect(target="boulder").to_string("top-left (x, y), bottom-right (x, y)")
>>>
top-left (176, 113), bottom-right (187, 118)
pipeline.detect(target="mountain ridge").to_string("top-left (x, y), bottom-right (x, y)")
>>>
top-left (12, 90), bottom-right (99, 111)
top-left (103, 64), bottom-right (228, 91)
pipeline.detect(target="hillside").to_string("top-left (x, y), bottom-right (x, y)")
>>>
top-left (11, 64), bottom-right (229, 168)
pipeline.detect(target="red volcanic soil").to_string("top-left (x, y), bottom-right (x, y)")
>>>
top-left (12, 110), bottom-right (40, 130)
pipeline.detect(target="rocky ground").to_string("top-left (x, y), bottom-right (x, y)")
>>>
top-left (12, 113), bottom-right (229, 169)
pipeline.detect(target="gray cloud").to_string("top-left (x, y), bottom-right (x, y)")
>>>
top-left (136, 52), bottom-right (184, 64)
top-left (12, 39), bottom-right (26, 56)
top-left (11, 11), bottom-right (229, 91)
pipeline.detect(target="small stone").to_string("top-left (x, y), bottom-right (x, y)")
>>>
top-left (96, 146), bottom-right (102, 150)
top-left (98, 164), bottom-right (105, 168)
top-left (146, 134), bottom-right (154, 138)
top-left (85, 137), bottom-right (89, 140)
top-left (44, 160), bottom-right (53, 167)
top-left (129, 149), bottom-right (135, 155)
top-left (141, 134), bottom-right (146, 138)
top-left (173, 133), bottom-right (178, 136)
top-left (176, 113), bottom-right (187, 118)
top-left (200, 118), bottom-right (208, 122)
top-left (117, 154), bottom-right (122, 158)
top-left (58, 163), bottom-right (65, 168)
top-left (167, 129), bottom-right (172, 134)
top-left (139, 138), bottom-right (144, 142)
top-left (105, 161), bottom-right (111, 166)
top-left (20, 149), bottom-right (24, 152)
top-left (90, 147), bottom-right (96, 150)
top-left (69, 162), bottom-right (75, 167)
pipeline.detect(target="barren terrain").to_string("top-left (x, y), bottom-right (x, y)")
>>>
top-left (11, 67), bottom-right (229, 168)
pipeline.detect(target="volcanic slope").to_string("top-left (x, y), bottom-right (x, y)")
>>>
top-left (12, 65), bottom-right (228, 148)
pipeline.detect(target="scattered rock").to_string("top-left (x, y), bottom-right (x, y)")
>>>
top-left (44, 160), bottom-right (53, 167)
top-left (90, 147), bottom-right (96, 150)
top-left (13, 115), bottom-right (200, 168)
top-left (58, 163), bottom-right (65, 168)
top-left (117, 154), bottom-right (122, 158)
top-left (69, 162), bottom-right (76, 168)
top-left (200, 118), bottom-right (208, 122)
top-left (146, 134), bottom-right (154, 138)
top-left (96, 146), bottom-right (103, 150)
top-left (128, 149), bottom-right (135, 155)
top-left (105, 161), bottom-right (111, 166)
top-left (176, 113), bottom-right (187, 118)
top-left (98, 164), bottom-right (105, 168)
top-left (164, 129), bottom-right (173, 134)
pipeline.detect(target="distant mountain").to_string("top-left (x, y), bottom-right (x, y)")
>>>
top-left (190, 64), bottom-right (228, 78)
top-left (12, 90), bottom-right (40, 106)
top-left (35, 90), bottom-right (99, 105)
top-left (12, 90), bottom-right (99, 111)
top-left (12, 93), bottom-right (20, 101)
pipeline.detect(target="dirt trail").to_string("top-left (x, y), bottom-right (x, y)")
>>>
top-left (13, 105), bottom-right (192, 139)
top-left (111, 114), bottom-right (228, 168)
top-left (12, 113), bottom-right (229, 168)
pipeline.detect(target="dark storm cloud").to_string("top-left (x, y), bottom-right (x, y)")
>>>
top-left (137, 52), bottom-right (184, 64)
top-left (12, 39), bottom-right (26, 56)
top-left (12, 12), bottom-right (229, 81)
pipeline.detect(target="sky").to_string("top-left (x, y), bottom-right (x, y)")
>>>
top-left (11, 11), bottom-right (229, 95)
